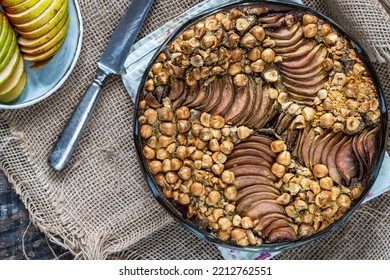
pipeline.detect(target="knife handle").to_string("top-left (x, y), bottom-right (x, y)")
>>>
top-left (49, 69), bottom-right (109, 171)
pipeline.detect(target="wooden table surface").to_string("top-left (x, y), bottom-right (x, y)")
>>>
top-left (0, 170), bottom-right (71, 260)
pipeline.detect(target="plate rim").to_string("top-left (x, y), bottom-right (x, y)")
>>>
top-left (0, 0), bottom-right (84, 110)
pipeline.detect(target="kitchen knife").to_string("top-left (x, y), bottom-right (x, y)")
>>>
top-left (49, 0), bottom-right (154, 171)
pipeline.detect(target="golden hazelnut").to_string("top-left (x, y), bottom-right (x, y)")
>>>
top-left (262, 38), bottom-right (275, 48)
top-left (332, 73), bottom-right (347, 86)
top-left (190, 182), bottom-right (204, 196)
top-left (144, 79), bottom-right (155, 92)
top-left (158, 135), bottom-right (173, 148)
top-left (337, 194), bottom-right (351, 209)
top-left (320, 177), bottom-right (333, 190)
top-left (194, 139), bottom-right (207, 150)
top-left (156, 148), bottom-right (169, 160)
top-left (220, 141), bottom-right (234, 155)
top-left (237, 126), bottom-right (252, 139)
top-left (300, 210), bottom-right (314, 224)
top-left (157, 107), bottom-right (174, 121)
top-left (210, 115), bottom-right (225, 129)
top-left (353, 63), bottom-right (365, 76)
top-left (216, 230), bottom-right (230, 241)
top-left (190, 150), bottom-right (204, 161)
top-left (241, 217), bottom-right (255, 229)
top-left (140, 125), bottom-right (153, 139)
top-left (224, 186), bottom-right (237, 201)
top-left (276, 151), bottom-right (291, 166)
top-left (209, 139), bottom-right (220, 152)
top-left (300, 178), bottom-right (312, 190)
top-left (157, 52), bottom-right (167, 62)
top-left (271, 162), bottom-right (286, 178)
top-left (322, 58), bottom-right (334, 71)
top-left (231, 49), bottom-right (243, 62)
top-left (247, 48), bottom-right (262, 61)
top-left (176, 106), bottom-right (191, 119)
top-left (303, 14), bottom-right (318, 25)
top-left (320, 23), bottom-right (332, 35)
top-left (294, 199), bottom-right (308, 211)
top-left (351, 188), bottom-right (362, 199)
top-left (271, 140), bottom-right (286, 153)
top-left (170, 158), bottom-right (182, 171)
top-left (233, 74), bottom-right (248, 87)
top-left (301, 107), bottom-right (316, 121)
top-left (147, 136), bottom-right (158, 149)
top-left (221, 170), bottom-right (235, 184)
top-left (139, 100), bottom-right (146, 109)
top-left (201, 154), bottom-right (213, 169)
top-left (211, 128), bottom-right (222, 140)
top-left (310, 181), bottom-right (321, 195)
top-left (250, 59), bottom-right (266, 73)
top-left (202, 34), bottom-right (217, 49)
top-left (138, 116), bottom-right (146, 126)
top-left (263, 68), bottom-right (279, 83)
top-left (178, 193), bottom-right (190, 205)
top-left (240, 33), bottom-right (257, 49)
top-left (303, 23), bottom-right (318, 38)
top-left (320, 113), bottom-right (335, 128)
top-left (191, 123), bottom-right (203, 137)
top-left (211, 163), bottom-right (224, 175)
top-left (331, 186), bottom-right (341, 201)
top-left (176, 120), bottom-right (190, 134)
top-left (218, 217), bottom-right (233, 231)
top-left (152, 62), bottom-right (163, 75)
top-left (236, 17), bottom-right (250, 31)
top-left (148, 160), bottom-right (162, 174)
top-left (143, 145), bottom-right (155, 159)
top-left (207, 190), bottom-right (221, 206)
top-left (165, 172), bottom-right (178, 184)
top-left (162, 159), bottom-right (172, 173)
top-left (225, 204), bottom-right (235, 213)
top-left (261, 48), bottom-right (275, 63)
top-left (199, 128), bottom-right (212, 142)
top-left (156, 71), bottom-right (169, 86)
top-left (346, 116), bottom-right (361, 134)
top-left (283, 173), bottom-right (294, 184)
top-left (200, 112), bottom-right (211, 127)
top-left (160, 122), bottom-right (177, 136)
top-left (313, 164), bottom-right (329, 178)
top-left (175, 146), bottom-right (188, 160)
top-left (315, 191), bottom-right (333, 207)
top-left (317, 89), bottom-right (328, 100)
top-left (285, 205), bottom-right (297, 218)
top-left (276, 193), bottom-right (291, 205)
top-left (178, 166), bottom-right (192, 181)
top-left (325, 32), bottom-right (339, 45)
top-left (251, 25), bottom-right (265, 41)
top-left (231, 228), bottom-right (246, 242)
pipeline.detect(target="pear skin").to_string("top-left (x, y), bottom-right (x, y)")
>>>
top-left (0, 54), bottom-right (24, 96)
top-left (6, 0), bottom-right (53, 25)
top-left (0, 71), bottom-right (27, 103)
top-left (4, 0), bottom-right (41, 14)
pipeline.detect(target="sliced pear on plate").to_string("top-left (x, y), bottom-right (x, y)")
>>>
top-left (0, 0), bottom-right (27, 7)
top-left (0, 28), bottom-right (17, 72)
top-left (4, 0), bottom-right (41, 14)
top-left (0, 47), bottom-right (21, 87)
top-left (0, 71), bottom-right (27, 103)
top-left (22, 35), bottom-right (65, 62)
top-left (18, 11), bottom-right (67, 48)
top-left (0, 53), bottom-right (24, 96)
top-left (12, 0), bottom-right (66, 32)
top-left (6, 0), bottom-right (53, 25)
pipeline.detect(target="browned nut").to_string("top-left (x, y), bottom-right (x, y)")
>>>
top-left (320, 113), bottom-right (335, 128)
top-left (139, 100), bottom-right (146, 110)
top-left (138, 116), bottom-right (146, 126)
top-left (233, 74), bottom-right (248, 87)
top-left (236, 17), bottom-right (250, 31)
top-left (147, 136), bottom-right (158, 149)
top-left (216, 230), bottom-right (230, 241)
top-left (331, 186), bottom-right (341, 201)
top-left (157, 107), bottom-right (174, 121)
top-left (315, 191), bottom-right (333, 207)
top-left (320, 23), bottom-right (332, 35)
top-left (276, 151), bottom-right (291, 166)
top-left (178, 166), bottom-right (192, 181)
top-left (211, 163), bottom-right (224, 175)
top-left (144, 79), bottom-right (155, 92)
top-left (294, 200), bottom-right (308, 211)
top-left (190, 150), bottom-right (204, 161)
top-left (148, 160), bottom-right (162, 174)
top-left (231, 49), bottom-right (243, 62)
top-left (300, 211), bottom-right (314, 224)
top-left (156, 149), bottom-right (169, 160)
top-left (271, 140), bottom-right (286, 153)
top-left (231, 228), bottom-right (246, 242)
top-left (140, 125), bottom-right (153, 139)
top-left (237, 126), bottom-right (252, 139)
top-left (220, 141), bottom-right (234, 154)
top-left (160, 122), bottom-right (177, 136)
top-left (201, 154), bottom-right (213, 169)
top-left (262, 38), bottom-right (275, 48)
top-left (240, 33), bottom-right (257, 49)
top-left (212, 152), bottom-right (227, 164)
top-left (210, 115), bottom-right (225, 129)
top-left (310, 181), bottom-right (321, 195)
top-left (178, 193), bottom-right (190, 205)
top-left (283, 173), bottom-right (294, 184)
top-left (190, 182), bottom-right (204, 196)
top-left (218, 217), bottom-right (233, 231)
top-left (250, 59), bottom-right (266, 73)
top-left (322, 58), bottom-right (334, 71)
top-left (332, 73), bottom-right (347, 86)
top-left (209, 139), bottom-right (220, 152)
top-left (211, 128), bottom-right (222, 140)
top-left (191, 123), bottom-right (203, 137)
top-left (158, 135), bottom-right (172, 148)
top-left (261, 48), bottom-right (275, 63)
top-left (271, 162), bottom-right (286, 178)
top-left (351, 188), bottom-right (362, 199)
top-left (241, 217), bottom-right (255, 229)
top-left (251, 25), bottom-right (265, 41)
top-left (143, 146), bottom-right (155, 159)
top-left (225, 204), bottom-right (235, 213)
top-left (300, 178), bottom-right (312, 190)
top-left (224, 186), bottom-right (237, 201)
top-left (303, 23), bottom-right (318, 38)
top-left (202, 34), bottom-right (217, 49)
top-left (303, 14), bottom-right (318, 25)
top-left (194, 139), bottom-right (207, 150)
top-left (353, 63), bottom-right (366, 76)
top-left (199, 128), bottom-right (212, 142)
top-left (170, 158), bottom-right (182, 171)
top-left (276, 193), bottom-right (291, 205)
top-left (177, 120), bottom-right (191, 133)
top-left (298, 224), bottom-right (315, 237)
top-left (247, 48), bottom-right (262, 61)
top-left (320, 177), bottom-right (333, 190)
top-left (207, 190), bottom-right (221, 205)
top-left (221, 170), bottom-right (235, 184)
top-left (156, 71), bottom-right (169, 85)
top-left (285, 205), bottom-right (297, 218)
top-left (162, 159), bottom-right (172, 173)
top-left (337, 194), bottom-right (351, 208)
top-left (200, 112), bottom-right (211, 127)
top-left (346, 116), bottom-right (361, 134)
top-left (175, 146), bottom-right (188, 160)
top-left (176, 106), bottom-right (191, 119)
top-left (166, 142), bottom-right (176, 154)
top-left (325, 32), bottom-right (338, 45)
top-left (313, 164), bottom-right (329, 178)
top-left (165, 172), bottom-right (178, 184)
top-left (263, 68), bottom-right (279, 83)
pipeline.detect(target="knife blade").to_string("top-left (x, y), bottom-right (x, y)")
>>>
top-left (49, 0), bottom-right (154, 171)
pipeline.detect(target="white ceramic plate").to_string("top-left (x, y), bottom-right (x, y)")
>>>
top-left (0, 0), bottom-right (83, 109)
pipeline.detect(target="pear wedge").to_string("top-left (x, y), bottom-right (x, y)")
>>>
top-left (14, 0), bottom-right (67, 36)
top-left (18, 10), bottom-right (67, 48)
top-left (0, 72), bottom-right (27, 103)
top-left (6, 0), bottom-right (53, 25)
top-left (22, 35), bottom-right (65, 62)
top-left (0, 0), bottom-right (27, 7)
top-left (0, 48), bottom-right (21, 87)
top-left (0, 16), bottom-right (11, 58)
top-left (0, 53), bottom-right (24, 96)
top-left (0, 28), bottom-right (17, 72)
top-left (4, 0), bottom-right (41, 14)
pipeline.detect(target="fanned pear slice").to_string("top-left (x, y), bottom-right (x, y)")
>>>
top-left (0, 49), bottom-right (21, 87)
top-left (6, 0), bottom-right (52, 25)
top-left (20, 15), bottom-right (69, 54)
top-left (13, 0), bottom-right (67, 33)
top-left (4, 0), bottom-right (40, 14)
top-left (0, 18), bottom-right (12, 63)
top-left (18, 11), bottom-right (67, 48)
top-left (0, 29), bottom-right (17, 72)
top-left (0, 0), bottom-right (27, 7)
top-left (0, 14), bottom-right (9, 48)
top-left (22, 36), bottom-right (65, 62)
top-left (0, 71), bottom-right (27, 103)
top-left (0, 54), bottom-right (24, 96)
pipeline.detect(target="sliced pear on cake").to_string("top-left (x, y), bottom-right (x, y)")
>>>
top-left (4, 0), bottom-right (41, 14)
top-left (0, 54), bottom-right (26, 102)
top-left (18, 10), bottom-right (67, 49)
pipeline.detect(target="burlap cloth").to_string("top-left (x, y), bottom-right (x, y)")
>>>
top-left (0, 0), bottom-right (389, 260)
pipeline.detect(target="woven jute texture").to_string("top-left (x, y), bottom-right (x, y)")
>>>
top-left (0, 0), bottom-right (389, 260)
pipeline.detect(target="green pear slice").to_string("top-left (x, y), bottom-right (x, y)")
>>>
top-left (4, 0), bottom-right (40, 14)
top-left (12, 0), bottom-right (66, 32)
top-left (0, 15), bottom-right (10, 53)
top-left (0, 47), bottom-right (20, 87)
top-left (22, 35), bottom-right (65, 62)
top-left (18, 10), bottom-right (67, 48)
top-left (6, 0), bottom-right (53, 25)
top-left (0, 71), bottom-right (27, 103)
top-left (0, 53), bottom-right (24, 96)
top-left (1, 0), bottom-right (27, 7)
top-left (0, 28), bottom-right (17, 72)
top-left (20, 16), bottom-right (68, 55)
